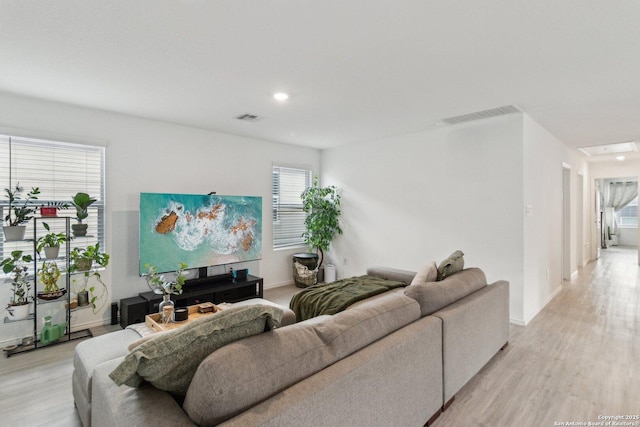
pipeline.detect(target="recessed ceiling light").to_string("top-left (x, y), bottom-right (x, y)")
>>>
top-left (578, 141), bottom-right (637, 157)
top-left (616, 155), bottom-right (626, 161)
top-left (273, 92), bottom-right (289, 101)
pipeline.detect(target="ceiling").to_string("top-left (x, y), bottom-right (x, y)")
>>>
top-left (2, 1), bottom-right (640, 155)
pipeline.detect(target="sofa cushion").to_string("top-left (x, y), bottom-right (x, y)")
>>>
top-left (404, 267), bottom-right (487, 316)
top-left (109, 304), bottom-right (283, 396)
top-left (92, 358), bottom-right (195, 427)
top-left (73, 328), bottom-right (142, 402)
top-left (437, 250), bottom-right (465, 280)
top-left (411, 261), bottom-right (438, 285)
top-left (183, 293), bottom-right (421, 426)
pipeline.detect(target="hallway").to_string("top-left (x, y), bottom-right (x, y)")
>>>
top-left (436, 246), bottom-right (640, 426)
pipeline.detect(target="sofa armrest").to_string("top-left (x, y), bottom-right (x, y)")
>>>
top-left (366, 266), bottom-right (416, 285)
top-left (433, 280), bottom-right (509, 403)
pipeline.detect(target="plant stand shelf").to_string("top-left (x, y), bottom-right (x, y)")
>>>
top-left (3, 328), bottom-right (92, 357)
top-left (3, 216), bottom-right (92, 357)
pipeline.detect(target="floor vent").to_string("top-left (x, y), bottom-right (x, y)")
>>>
top-left (235, 113), bottom-right (260, 122)
top-left (442, 105), bottom-right (521, 125)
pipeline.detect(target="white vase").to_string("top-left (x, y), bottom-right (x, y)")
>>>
top-left (3, 225), bottom-right (26, 241)
top-left (6, 304), bottom-right (31, 321)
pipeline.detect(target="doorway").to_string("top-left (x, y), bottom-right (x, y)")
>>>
top-left (577, 174), bottom-right (584, 267)
top-left (562, 164), bottom-right (571, 281)
top-left (594, 176), bottom-right (639, 264)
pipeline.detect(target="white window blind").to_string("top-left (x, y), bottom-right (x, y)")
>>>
top-left (616, 196), bottom-right (638, 227)
top-left (272, 166), bottom-right (312, 249)
top-left (0, 135), bottom-right (105, 258)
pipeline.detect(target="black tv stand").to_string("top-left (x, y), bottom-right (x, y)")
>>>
top-left (136, 274), bottom-right (264, 315)
top-left (184, 272), bottom-right (234, 290)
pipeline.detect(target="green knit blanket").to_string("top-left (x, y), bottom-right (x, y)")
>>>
top-left (289, 275), bottom-right (406, 321)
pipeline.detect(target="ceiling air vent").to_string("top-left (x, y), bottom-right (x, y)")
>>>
top-left (442, 105), bottom-right (522, 125)
top-left (235, 113), bottom-right (260, 122)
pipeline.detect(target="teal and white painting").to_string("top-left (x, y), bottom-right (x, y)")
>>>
top-left (139, 193), bottom-right (262, 274)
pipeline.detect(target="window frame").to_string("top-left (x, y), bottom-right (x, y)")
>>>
top-left (272, 165), bottom-right (313, 250)
top-left (615, 196), bottom-right (638, 229)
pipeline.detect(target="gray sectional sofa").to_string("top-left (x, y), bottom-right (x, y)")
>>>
top-left (73, 267), bottom-right (509, 427)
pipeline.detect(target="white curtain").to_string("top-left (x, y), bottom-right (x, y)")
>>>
top-left (606, 181), bottom-right (638, 234)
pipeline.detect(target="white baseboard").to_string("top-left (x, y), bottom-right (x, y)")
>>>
top-left (264, 280), bottom-right (295, 290)
top-left (510, 318), bottom-right (526, 327)
top-left (520, 285), bottom-right (562, 326)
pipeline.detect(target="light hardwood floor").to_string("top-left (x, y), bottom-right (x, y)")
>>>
top-left (435, 246), bottom-right (640, 426)
top-left (1, 250), bottom-right (638, 426)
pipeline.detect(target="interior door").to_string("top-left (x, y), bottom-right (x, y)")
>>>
top-left (595, 184), bottom-right (601, 259)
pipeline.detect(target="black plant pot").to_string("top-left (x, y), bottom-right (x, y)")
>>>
top-left (77, 290), bottom-right (89, 307)
top-left (72, 223), bottom-right (88, 237)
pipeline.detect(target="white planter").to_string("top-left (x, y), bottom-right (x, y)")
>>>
top-left (6, 304), bottom-right (31, 321)
top-left (43, 246), bottom-right (60, 259)
top-left (3, 225), bottom-right (26, 241)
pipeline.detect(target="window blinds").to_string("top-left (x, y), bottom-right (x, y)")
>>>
top-left (272, 166), bottom-right (312, 249)
top-left (0, 134), bottom-right (105, 256)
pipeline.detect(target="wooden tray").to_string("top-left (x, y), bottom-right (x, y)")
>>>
top-left (145, 304), bottom-right (220, 332)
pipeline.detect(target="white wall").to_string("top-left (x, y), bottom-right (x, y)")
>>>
top-left (322, 115), bottom-right (526, 323)
top-left (0, 92), bottom-right (319, 342)
top-left (522, 115), bottom-right (589, 324)
top-left (616, 227), bottom-right (637, 246)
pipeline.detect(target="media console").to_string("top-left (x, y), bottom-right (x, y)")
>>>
top-left (119, 274), bottom-right (264, 327)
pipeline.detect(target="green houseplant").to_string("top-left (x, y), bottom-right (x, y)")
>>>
top-left (36, 222), bottom-right (70, 259)
top-left (301, 176), bottom-right (342, 267)
top-left (1, 250), bottom-right (33, 320)
top-left (37, 260), bottom-right (62, 293)
top-left (143, 262), bottom-right (188, 295)
top-left (3, 184), bottom-right (40, 241)
top-left (70, 243), bottom-right (109, 313)
top-left (70, 192), bottom-right (96, 237)
top-left (143, 262), bottom-right (188, 323)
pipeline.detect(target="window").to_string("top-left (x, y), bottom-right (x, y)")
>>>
top-left (272, 166), bottom-right (312, 249)
top-left (0, 134), bottom-right (106, 259)
top-left (616, 196), bottom-right (638, 227)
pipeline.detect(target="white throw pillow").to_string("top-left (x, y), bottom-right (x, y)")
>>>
top-left (411, 261), bottom-right (438, 285)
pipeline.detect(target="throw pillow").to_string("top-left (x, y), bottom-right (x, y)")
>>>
top-left (404, 267), bottom-right (487, 316)
top-left (411, 261), bottom-right (438, 285)
top-left (109, 304), bottom-right (283, 396)
top-left (437, 250), bottom-right (464, 281)
top-left (127, 329), bottom-right (173, 351)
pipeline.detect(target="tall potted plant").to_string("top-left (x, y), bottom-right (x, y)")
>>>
top-left (3, 184), bottom-right (40, 241)
top-left (301, 176), bottom-right (342, 268)
top-left (70, 192), bottom-right (96, 237)
top-left (1, 250), bottom-right (33, 320)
